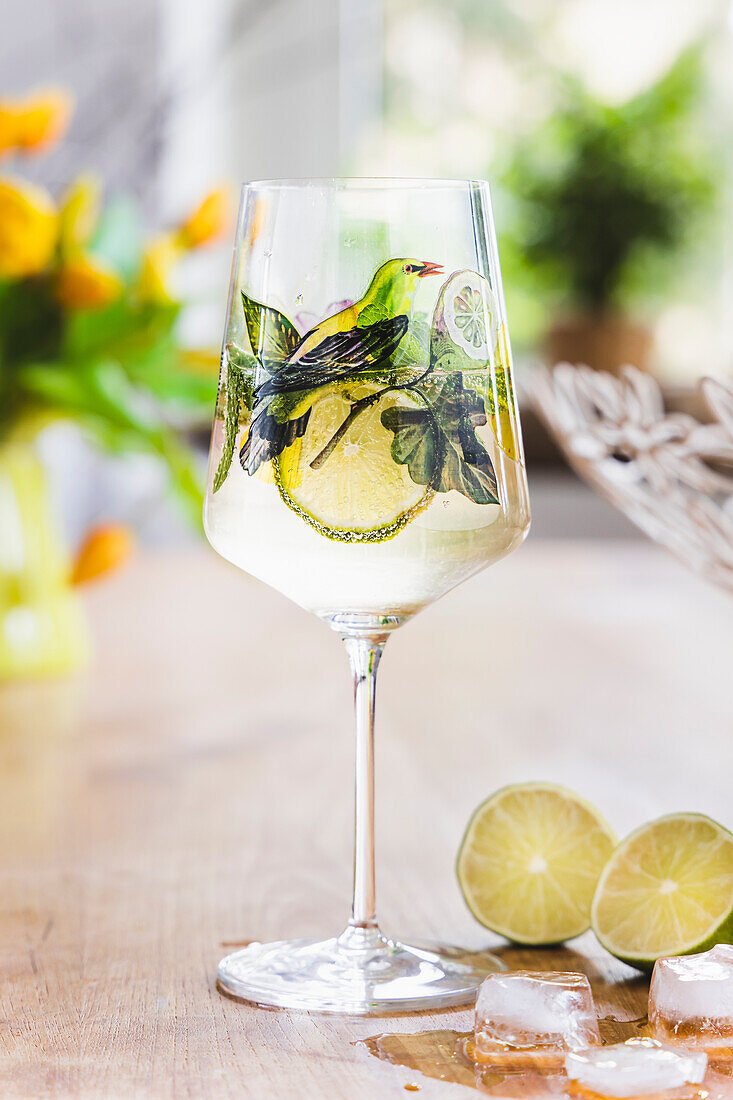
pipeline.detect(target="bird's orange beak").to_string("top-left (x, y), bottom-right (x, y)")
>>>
top-left (416, 261), bottom-right (443, 278)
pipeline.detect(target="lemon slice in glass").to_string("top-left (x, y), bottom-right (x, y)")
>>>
top-left (457, 783), bottom-right (616, 944)
top-left (591, 813), bottom-right (733, 970)
top-left (274, 381), bottom-right (432, 543)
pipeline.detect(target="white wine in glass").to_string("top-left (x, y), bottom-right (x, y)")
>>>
top-left (204, 179), bottom-right (530, 1013)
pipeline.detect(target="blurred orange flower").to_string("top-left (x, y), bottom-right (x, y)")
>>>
top-left (55, 255), bottom-right (122, 310)
top-left (247, 197), bottom-right (266, 248)
top-left (58, 174), bottom-right (101, 255)
top-left (0, 177), bottom-right (57, 277)
top-left (177, 187), bottom-right (229, 249)
top-left (0, 88), bottom-right (73, 158)
top-left (71, 524), bottom-right (134, 585)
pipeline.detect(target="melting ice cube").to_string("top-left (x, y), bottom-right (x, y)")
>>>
top-left (474, 971), bottom-right (600, 1055)
top-left (565, 1038), bottom-right (707, 1098)
top-left (650, 944), bottom-right (733, 1048)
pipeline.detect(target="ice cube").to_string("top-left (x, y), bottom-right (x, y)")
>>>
top-left (565, 1038), bottom-right (707, 1098)
top-left (474, 971), bottom-right (600, 1056)
top-left (650, 944), bottom-right (733, 1048)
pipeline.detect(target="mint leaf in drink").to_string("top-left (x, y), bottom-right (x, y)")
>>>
top-left (241, 292), bottom-right (301, 365)
top-left (213, 345), bottom-right (255, 492)
top-left (381, 374), bottom-right (499, 505)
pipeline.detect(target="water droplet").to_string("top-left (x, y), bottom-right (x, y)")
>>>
top-left (263, 249), bottom-right (272, 258)
top-left (345, 237), bottom-right (356, 248)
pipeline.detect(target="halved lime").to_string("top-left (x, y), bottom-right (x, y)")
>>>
top-left (591, 813), bottom-right (733, 971)
top-left (457, 783), bottom-right (616, 944)
top-left (274, 381), bottom-right (432, 543)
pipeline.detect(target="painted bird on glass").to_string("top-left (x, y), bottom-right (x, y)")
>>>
top-left (240, 258), bottom-right (443, 474)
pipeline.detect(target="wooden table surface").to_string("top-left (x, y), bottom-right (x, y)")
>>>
top-left (0, 540), bottom-right (731, 1099)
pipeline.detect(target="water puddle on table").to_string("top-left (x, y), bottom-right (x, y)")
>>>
top-left (358, 1029), bottom-right (584, 1095)
top-left (358, 1029), bottom-right (474, 1090)
top-left (358, 1026), bottom-right (733, 1098)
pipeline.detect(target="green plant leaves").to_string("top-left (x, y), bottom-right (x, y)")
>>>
top-left (89, 195), bottom-right (144, 279)
top-left (0, 195), bottom-right (218, 523)
top-left (63, 298), bottom-right (178, 365)
top-left (382, 374), bottom-right (499, 505)
top-left (241, 293), bottom-right (300, 365)
top-left (213, 344), bottom-right (255, 492)
top-left (59, 298), bottom-right (216, 412)
top-left (500, 46), bottom-right (718, 317)
top-left (21, 357), bottom-right (205, 522)
top-left (0, 278), bottom-right (63, 369)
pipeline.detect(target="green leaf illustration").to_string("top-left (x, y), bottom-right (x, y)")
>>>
top-left (356, 303), bottom-right (383, 328)
top-left (241, 293), bottom-right (300, 365)
top-left (381, 374), bottom-right (499, 505)
top-left (357, 303), bottom-right (429, 370)
top-left (392, 314), bottom-right (430, 369)
top-left (213, 345), bottom-right (255, 492)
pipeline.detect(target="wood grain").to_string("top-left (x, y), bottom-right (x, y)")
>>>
top-left (0, 542), bottom-right (730, 1098)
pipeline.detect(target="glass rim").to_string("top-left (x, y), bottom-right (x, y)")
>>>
top-left (240, 177), bottom-right (490, 192)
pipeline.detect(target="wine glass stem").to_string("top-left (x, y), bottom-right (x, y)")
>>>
top-left (341, 633), bottom-right (387, 947)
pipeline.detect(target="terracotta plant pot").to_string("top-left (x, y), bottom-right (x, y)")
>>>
top-left (544, 315), bottom-right (653, 376)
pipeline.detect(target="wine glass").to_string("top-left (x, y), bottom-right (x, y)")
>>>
top-left (204, 179), bottom-right (531, 1013)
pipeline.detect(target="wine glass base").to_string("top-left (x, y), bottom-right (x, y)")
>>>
top-left (217, 933), bottom-right (505, 1014)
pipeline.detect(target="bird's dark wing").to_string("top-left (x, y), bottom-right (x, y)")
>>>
top-left (259, 315), bottom-right (409, 397)
top-left (240, 405), bottom-right (311, 474)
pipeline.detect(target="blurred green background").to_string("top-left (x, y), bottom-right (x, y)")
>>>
top-left (361, 0), bottom-right (732, 381)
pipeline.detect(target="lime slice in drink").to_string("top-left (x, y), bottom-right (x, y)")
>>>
top-left (439, 270), bottom-right (497, 361)
top-left (591, 813), bottom-right (733, 970)
top-left (457, 783), bottom-right (616, 944)
top-left (274, 381), bottom-right (432, 543)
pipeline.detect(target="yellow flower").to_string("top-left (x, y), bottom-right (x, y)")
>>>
top-left (176, 187), bottom-right (229, 249)
top-left (138, 232), bottom-right (181, 303)
top-left (55, 255), bottom-right (122, 310)
top-left (180, 348), bottom-right (220, 374)
top-left (0, 177), bottom-right (57, 277)
top-left (58, 174), bottom-right (101, 256)
top-left (72, 524), bottom-right (134, 585)
top-left (0, 88), bottom-right (73, 158)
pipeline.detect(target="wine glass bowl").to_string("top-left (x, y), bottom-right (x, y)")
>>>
top-left (204, 179), bottom-right (530, 1013)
